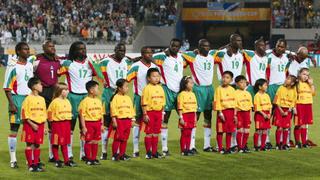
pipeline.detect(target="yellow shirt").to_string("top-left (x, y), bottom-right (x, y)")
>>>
top-left (235, 89), bottom-right (253, 111)
top-left (141, 84), bottom-right (166, 111)
top-left (273, 85), bottom-right (297, 108)
top-left (297, 81), bottom-right (314, 104)
top-left (48, 98), bottom-right (72, 121)
top-left (254, 92), bottom-right (272, 111)
top-left (178, 91), bottom-right (197, 113)
top-left (79, 96), bottom-right (104, 121)
top-left (213, 85), bottom-right (236, 111)
top-left (110, 94), bottom-right (135, 119)
top-left (21, 95), bottom-right (47, 123)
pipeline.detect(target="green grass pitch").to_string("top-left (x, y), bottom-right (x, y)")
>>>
top-left (0, 67), bottom-right (319, 180)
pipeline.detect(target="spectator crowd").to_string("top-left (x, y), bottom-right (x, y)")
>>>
top-left (0, 0), bottom-right (138, 45)
top-left (272, 0), bottom-right (320, 28)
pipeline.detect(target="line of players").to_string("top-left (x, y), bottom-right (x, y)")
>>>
top-left (3, 34), bottom-right (316, 171)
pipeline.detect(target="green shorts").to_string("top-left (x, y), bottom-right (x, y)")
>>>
top-left (162, 85), bottom-right (178, 112)
top-left (9, 94), bottom-right (26, 124)
top-left (246, 85), bottom-right (255, 101)
top-left (134, 94), bottom-right (143, 120)
top-left (193, 84), bottom-right (214, 112)
top-left (102, 87), bottom-right (115, 115)
top-left (267, 84), bottom-right (280, 102)
top-left (67, 92), bottom-right (87, 120)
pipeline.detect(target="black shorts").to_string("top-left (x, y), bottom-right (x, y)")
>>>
top-left (39, 86), bottom-right (55, 108)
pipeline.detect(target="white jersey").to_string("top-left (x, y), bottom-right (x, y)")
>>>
top-left (59, 59), bottom-right (94, 94)
top-left (100, 56), bottom-right (131, 89)
top-left (266, 51), bottom-right (290, 85)
top-left (153, 52), bottom-right (184, 93)
top-left (3, 57), bottom-right (34, 95)
top-left (127, 61), bottom-right (157, 96)
top-left (288, 58), bottom-right (310, 77)
top-left (215, 48), bottom-right (244, 83)
top-left (182, 50), bottom-right (216, 86)
top-left (243, 50), bottom-right (268, 85)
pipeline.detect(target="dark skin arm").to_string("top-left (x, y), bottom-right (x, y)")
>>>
top-left (5, 90), bottom-right (17, 113)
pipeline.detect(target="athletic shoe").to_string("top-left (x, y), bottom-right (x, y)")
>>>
top-left (254, 146), bottom-right (260, 151)
top-left (265, 142), bottom-right (273, 150)
top-left (65, 160), bottom-right (77, 167)
top-left (48, 157), bottom-right (55, 163)
top-left (69, 156), bottom-right (74, 161)
top-left (295, 142), bottom-right (302, 149)
top-left (162, 150), bottom-right (170, 157)
top-left (152, 152), bottom-right (163, 159)
top-left (10, 161), bottom-right (18, 169)
top-left (86, 160), bottom-right (94, 165)
top-left (302, 144), bottom-right (310, 149)
top-left (188, 150), bottom-right (195, 156)
top-left (120, 154), bottom-right (131, 161)
top-left (93, 159), bottom-right (101, 165)
top-left (260, 147), bottom-right (266, 151)
top-left (100, 153), bottom-right (107, 160)
top-left (28, 165), bottom-right (35, 172)
top-left (81, 156), bottom-right (88, 162)
top-left (190, 148), bottom-right (198, 154)
top-left (112, 154), bottom-right (120, 161)
top-left (181, 151), bottom-right (188, 156)
top-left (145, 151), bottom-right (152, 159)
top-left (55, 160), bottom-right (63, 168)
top-left (35, 164), bottom-right (44, 172)
top-left (275, 144), bottom-right (282, 150)
top-left (203, 147), bottom-right (214, 152)
top-left (243, 148), bottom-right (251, 153)
top-left (132, 152), bottom-right (140, 158)
top-left (223, 150), bottom-right (231, 155)
top-left (282, 144), bottom-right (290, 150)
top-left (238, 149), bottom-right (244, 153)
top-left (219, 149), bottom-right (225, 154)
top-left (230, 146), bottom-right (238, 153)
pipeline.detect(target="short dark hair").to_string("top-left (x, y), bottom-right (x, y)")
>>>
top-left (235, 75), bottom-right (246, 83)
top-left (146, 68), bottom-right (160, 78)
top-left (15, 42), bottom-right (29, 55)
top-left (85, 80), bottom-right (99, 92)
top-left (115, 43), bottom-right (126, 51)
top-left (277, 38), bottom-right (287, 46)
top-left (170, 38), bottom-right (182, 45)
top-left (254, 78), bottom-right (268, 93)
top-left (28, 77), bottom-right (41, 89)
top-left (141, 46), bottom-right (152, 54)
top-left (222, 71), bottom-right (234, 79)
top-left (254, 37), bottom-right (265, 47)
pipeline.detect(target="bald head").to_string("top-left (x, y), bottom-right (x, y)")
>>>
top-left (229, 34), bottom-right (242, 50)
top-left (198, 38), bottom-right (210, 56)
top-left (297, 46), bottom-right (308, 61)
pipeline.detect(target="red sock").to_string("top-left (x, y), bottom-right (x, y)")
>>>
top-left (242, 133), bottom-right (249, 149)
top-left (61, 145), bottom-right (69, 163)
top-left (25, 148), bottom-right (33, 167)
top-left (301, 128), bottom-right (307, 145)
top-left (185, 129), bottom-right (192, 152)
top-left (52, 145), bottom-right (59, 161)
top-left (254, 132), bottom-right (259, 147)
top-left (283, 130), bottom-right (289, 146)
top-left (152, 136), bottom-right (158, 155)
top-left (180, 130), bottom-right (185, 152)
top-left (119, 140), bottom-right (127, 157)
top-left (112, 139), bottom-right (120, 156)
top-left (33, 148), bottom-right (40, 165)
top-left (91, 144), bottom-right (98, 160)
top-left (236, 131), bottom-right (243, 149)
top-left (294, 128), bottom-right (301, 144)
top-left (261, 134), bottom-right (267, 149)
top-left (276, 129), bottom-right (281, 145)
top-left (144, 136), bottom-right (152, 153)
top-left (84, 142), bottom-right (92, 160)
top-left (226, 133), bottom-right (232, 150)
top-left (217, 133), bottom-right (223, 151)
